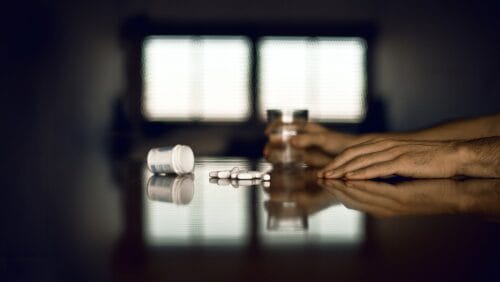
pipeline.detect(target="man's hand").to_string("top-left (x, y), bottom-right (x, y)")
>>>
top-left (318, 139), bottom-right (466, 179)
top-left (288, 123), bottom-right (359, 155)
top-left (264, 122), bottom-right (396, 168)
top-left (263, 122), bottom-right (353, 167)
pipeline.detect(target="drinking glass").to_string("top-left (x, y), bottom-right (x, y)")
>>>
top-left (266, 109), bottom-right (308, 166)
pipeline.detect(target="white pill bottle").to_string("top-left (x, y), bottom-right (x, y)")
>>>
top-left (147, 145), bottom-right (195, 175)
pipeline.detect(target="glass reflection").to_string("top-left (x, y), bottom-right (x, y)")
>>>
top-left (319, 179), bottom-right (500, 218)
top-left (147, 175), bottom-right (195, 205)
top-left (264, 168), bottom-right (313, 231)
top-left (259, 167), bottom-right (364, 244)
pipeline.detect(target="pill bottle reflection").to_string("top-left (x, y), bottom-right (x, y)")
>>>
top-left (147, 175), bottom-right (195, 205)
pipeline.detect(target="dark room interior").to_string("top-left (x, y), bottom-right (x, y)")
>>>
top-left (1, 0), bottom-right (500, 281)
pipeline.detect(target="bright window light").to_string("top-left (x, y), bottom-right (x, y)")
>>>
top-left (144, 160), bottom-right (251, 246)
top-left (258, 37), bottom-right (367, 122)
top-left (143, 36), bottom-right (251, 121)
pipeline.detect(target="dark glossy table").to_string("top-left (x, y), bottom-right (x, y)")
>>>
top-left (110, 157), bottom-right (500, 282)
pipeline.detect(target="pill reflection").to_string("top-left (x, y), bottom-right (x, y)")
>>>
top-left (147, 175), bottom-right (195, 205)
top-left (209, 178), bottom-right (265, 188)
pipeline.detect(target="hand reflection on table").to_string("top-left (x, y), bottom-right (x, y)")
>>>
top-left (318, 178), bottom-right (500, 218)
top-left (147, 175), bottom-right (195, 205)
top-left (263, 167), bottom-right (339, 231)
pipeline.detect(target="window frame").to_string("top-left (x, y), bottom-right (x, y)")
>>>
top-left (121, 16), bottom-right (376, 133)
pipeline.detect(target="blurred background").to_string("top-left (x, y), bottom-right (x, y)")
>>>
top-left (1, 0), bottom-right (499, 281)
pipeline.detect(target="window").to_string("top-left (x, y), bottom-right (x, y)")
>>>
top-left (142, 36), bottom-right (251, 121)
top-left (141, 33), bottom-right (368, 123)
top-left (258, 37), bottom-right (367, 122)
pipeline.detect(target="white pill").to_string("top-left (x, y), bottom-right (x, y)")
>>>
top-left (231, 179), bottom-right (239, 188)
top-left (262, 174), bottom-right (271, 181)
top-left (217, 170), bottom-right (231, 179)
top-left (217, 178), bottom-right (231, 186)
top-left (262, 181), bottom-right (270, 188)
top-left (237, 172), bottom-right (253, 180)
top-left (230, 167), bottom-right (241, 179)
top-left (237, 179), bottom-right (253, 186)
top-left (248, 171), bottom-right (263, 178)
top-left (209, 171), bottom-right (219, 178)
top-left (252, 179), bottom-right (262, 185)
top-left (238, 179), bottom-right (261, 186)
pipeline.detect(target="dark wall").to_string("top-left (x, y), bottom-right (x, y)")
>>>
top-left (123, 0), bottom-right (500, 132)
top-left (3, 0), bottom-right (500, 156)
top-left (375, 1), bottom-right (500, 130)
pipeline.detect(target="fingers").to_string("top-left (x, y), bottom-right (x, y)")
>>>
top-left (320, 139), bottom-right (401, 175)
top-left (303, 122), bottom-right (329, 133)
top-left (264, 120), bottom-right (282, 136)
top-left (317, 178), bottom-right (347, 192)
top-left (266, 121), bottom-right (358, 157)
top-left (265, 122), bottom-right (327, 136)
top-left (322, 148), bottom-right (403, 178)
top-left (263, 141), bottom-right (333, 167)
top-left (302, 149), bottom-right (333, 168)
top-left (290, 133), bottom-right (327, 149)
top-left (266, 122), bottom-right (330, 155)
top-left (268, 133), bottom-right (284, 145)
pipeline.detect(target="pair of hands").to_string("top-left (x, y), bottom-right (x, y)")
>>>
top-left (264, 122), bottom-right (466, 179)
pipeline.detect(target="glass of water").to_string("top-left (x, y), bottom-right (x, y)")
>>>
top-left (266, 109), bottom-right (308, 166)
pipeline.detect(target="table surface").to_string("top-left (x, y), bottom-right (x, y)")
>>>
top-left (115, 158), bottom-right (500, 281)
top-left (5, 156), bottom-right (500, 282)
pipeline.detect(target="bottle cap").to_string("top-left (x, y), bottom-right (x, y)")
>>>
top-left (172, 145), bottom-right (195, 174)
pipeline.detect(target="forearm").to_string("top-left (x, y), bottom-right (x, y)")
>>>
top-left (457, 136), bottom-right (500, 178)
top-left (364, 113), bottom-right (500, 141)
top-left (401, 113), bottom-right (500, 140)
